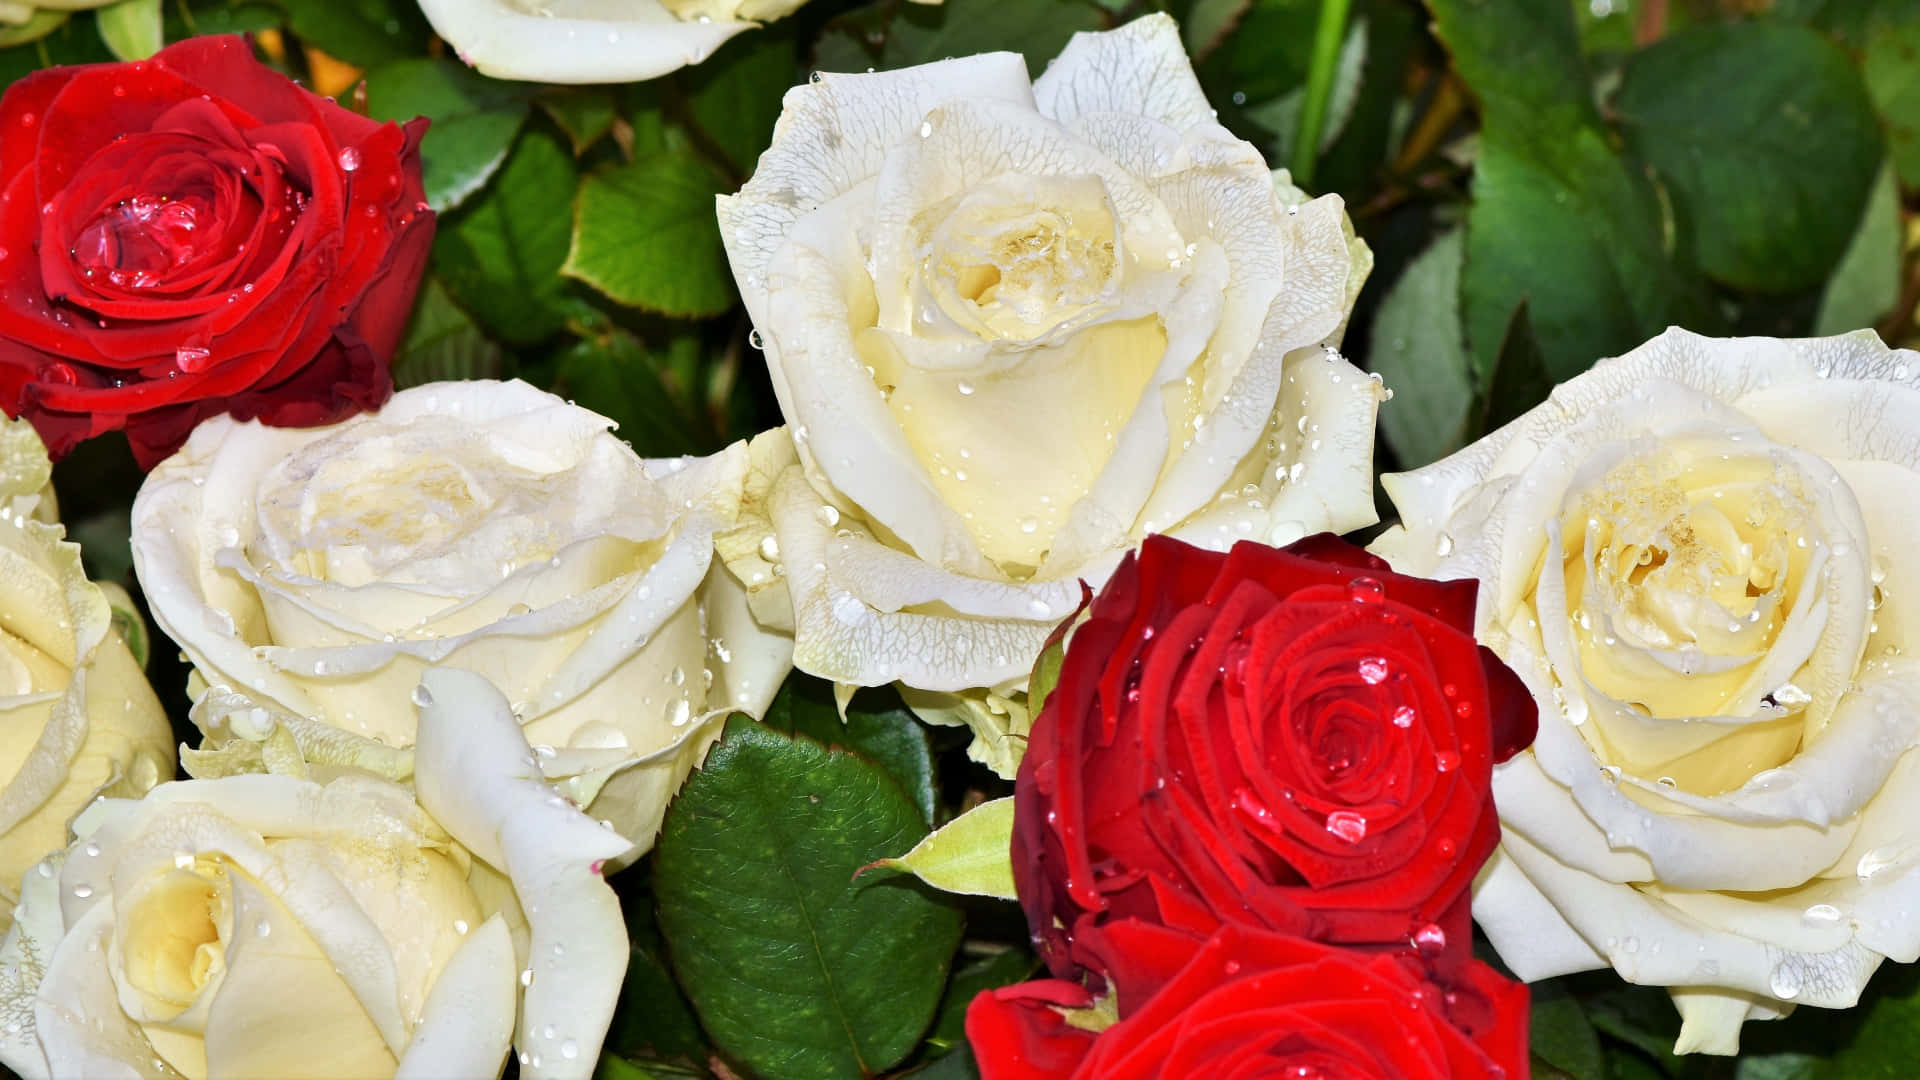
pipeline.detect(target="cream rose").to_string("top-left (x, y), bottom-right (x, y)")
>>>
top-left (130, 380), bottom-right (790, 850)
top-left (1371, 329), bottom-right (1920, 1054)
top-left (715, 15), bottom-right (1378, 748)
top-left (414, 0), bottom-right (819, 85)
top-left (0, 418), bottom-right (173, 933)
top-left (0, 667), bottom-right (630, 1080)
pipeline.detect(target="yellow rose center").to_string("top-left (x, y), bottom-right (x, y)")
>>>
top-left (121, 857), bottom-right (231, 1017)
top-left (1557, 444), bottom-right (1828, 794)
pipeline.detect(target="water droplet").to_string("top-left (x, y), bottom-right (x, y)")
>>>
top-left (411, 685), bottom-right (434, 708)
top-left (1026, 598), bottom-right (1052, 618)
top-left (1347, 577), bottom-right (1386, 604)
top-left (1391, 705), bottom-right (1416, 729)
top-left (1434, 750), bottom-right (1460, 773)
top-left (747, 329), bottom-right (764, 349)
top-left (1411, 923), bottom-right (1447, 954)
top-left (919, 120), bottom-right (933, 138)
top-left (1019, 518), bottom-right (1039, 534)
top-left (1802, 903), bottom-right (1842, 927)
top-left (1770, 965), bottom-right (1802, 1000)
top-left (1357, 656), bottom-right (1390, 685)
top-left (337, 147), bottom-right (361, 171)
top-left (814, 505), bottom-right (840, 528)
top-left (759, 535), bottom-right (781, 562)
top-left (255, 918), bottom-right (272, 938)
top-left (956, 379), bottom-right (974, 395)
top-left (1325, 811), bottom-right (1368, 843)
top-left (560, 1040), bottom-right (580, 1060)
top-left (72, 884), bottom-right (93, 899)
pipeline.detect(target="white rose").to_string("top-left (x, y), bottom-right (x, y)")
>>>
top-left (130, 380), bottom-right (790, 849)
top-left (715, 15), bottom-right (1379, 737)
top-left (414, 0), bottom-right (813, 85)
top-left (0, 667), bottom-right (630, 1080)
top-left (0, 417), bottom-right (173, 933)
top-left (1371, 328), bottom-right (1920, 1054)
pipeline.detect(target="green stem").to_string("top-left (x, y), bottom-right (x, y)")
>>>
top-left (1290, 0), bottom-right (1354, 191)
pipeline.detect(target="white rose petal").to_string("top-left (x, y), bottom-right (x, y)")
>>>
top-left (1374, 328), bottom-right (1920, 1053)
top-left (131, 380), bottom-right (792, 851)
top-left (0, 417), bottom-right (172, 934)
top-left (0, 669), bottom-right (629, 1080)
top-left (415, 0), bottom-right (753, 85)
top-left (717, 15), bottom-right (1377, 757)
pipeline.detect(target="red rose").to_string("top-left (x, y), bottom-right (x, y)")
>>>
top-left (1012, 534), bottom-right (1536, 975)
top-left (0, 35), bottom-right (433, 467)
top-left (966, 921), bottom-right (1530, 1079)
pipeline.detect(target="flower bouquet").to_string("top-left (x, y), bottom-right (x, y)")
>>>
top-left (0, 0), bottom-right (1915, 1077)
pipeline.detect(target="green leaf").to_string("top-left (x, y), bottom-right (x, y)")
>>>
top-left (364, 57), bottom-right (532, 212)
top-left (274, 0), bottom-right (429, 68)
top-left (1368, 229), bottom-right (1472, 468)
top-left (0, 11), bottom-right (114, 85)
top-left (1529, 981), bottom-right (1604, 1080)
top-left (538, 87), bottom-right (619, 156)
top-left (1240, 15), bottom-right (1367, 164)
top-left (1478, 301), bottom-right (1552, 436)
top-left (653, 717), bottom-right (965, 1080)
top-left (925, 949), bottom-right (1035, 1052)
top-left (872, 798), bottom-right (1016, 899)
top-left (909, 1043), bottom-right (981, 1079)
top-left (0, 9), bottom-right (67, 48)
top-left (433, 123), bottom-right (578, 345)
top-left (1815, 159), bottom-right (1902, 336)
top-left (763, 678), bottom-right (937, 827)
top-left (94, 0), bottom-right (162, 61)
top-left (680, 28), bottom-right (796, 178)
top-left (1194, 0), bottom-right (1316, 108)
top-left (563, 154), bottom-right (735, 319)
top-left (1184, 0), bottom-right (1252, 60)
top-left (551, 331), bottom-right (710, 458)
top-left (1739, 1055), bottom-right (1821, 1080)
top-left (392, 278), bottom-right (506, 388)
top-left (1428, 0), bottom-right (1707, 382)
top-left (1615, 22), bottom-right (1883, 294)
top-left (812, 0), bottom-right (1106, 79)
top-left (607, 877), bottom-right (708, 1065)
top-left (163, 1), bottom-right (280, 41)
top-left (1864, 15), bottom-right (1920, 188)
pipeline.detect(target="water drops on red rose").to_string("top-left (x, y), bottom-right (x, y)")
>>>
top-left (1324, 810), bottom-right (1368, 843)
top-left (1436, 836), bottom-right (1456, 857)
top-left (42, 363), bottom-right (76, 385)
top-left (1410, 922), bottom-right (1447, 955)
top-left (1434, 750), bottom-right (1460, 773)
top-left (338, 146), bottom-right (361, 172)
top-left (1357, 656), bottom-right (1390, 685)
top-left (1454, 700), bottom-right (1474, 719)
top-left (1347, 576), bottom-right (1386, 604)
top-left (1391, 705), bottom-right (1416, 729)
top-left (175, 346), bottom-right (211, 373)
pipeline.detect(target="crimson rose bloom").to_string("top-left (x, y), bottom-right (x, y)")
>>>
top-left (1013, 534), bottom-right (1536, 975)
top-left (966, 921), bottom-right (1529, 1079)
top-left (0, 35), bottom-right (432, 467)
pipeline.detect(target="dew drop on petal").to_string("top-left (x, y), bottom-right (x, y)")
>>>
top-left (1411, 923), bottom-right (1447, 955)
top-left (411, 685), bottom-right (434, 709)
top-left (1391, 705), bottom-right (1416, 729)
top-left (1770, 965), bottom-right (1801, 1000)
top-left (1434, 750), bottom-right (1460, 773)
top-left (337, 147), bottom-right (361, 171)
top-left (1357, 656), bottom-right (1389, 685)
top-left (1347, 577), bottom-right (1385, 604)
top-left (1325, 811), bottom-right (1368, 843)
top-left (1801, 903), bottom-right (1842, 928)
